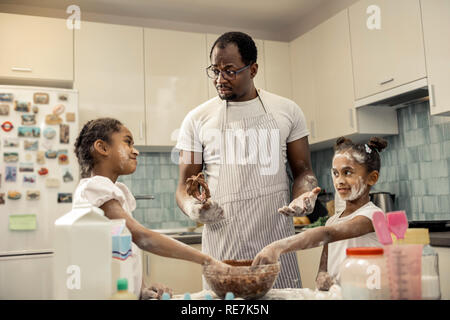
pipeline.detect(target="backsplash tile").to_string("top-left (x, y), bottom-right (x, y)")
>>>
top-left (310, 100), bottom-right (450, 221)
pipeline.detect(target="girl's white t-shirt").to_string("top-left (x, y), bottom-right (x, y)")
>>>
top-left (325, 201), bottom-right (383, 280)
top-left (73, 175), bottom-right (142, 298)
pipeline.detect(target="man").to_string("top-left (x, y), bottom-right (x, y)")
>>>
top-left (175, 32), bottom-right (320, 289)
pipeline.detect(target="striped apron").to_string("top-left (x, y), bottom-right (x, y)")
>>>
top-left (202, 91), bottom-right (302, 289)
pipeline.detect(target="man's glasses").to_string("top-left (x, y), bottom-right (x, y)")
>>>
top-left (206, 63), bottom-right (252, 80)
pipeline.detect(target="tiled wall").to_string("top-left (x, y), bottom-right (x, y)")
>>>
top-left (118, 152), bottom-right (196, 230)
top-left (311, 100), bottom-right (450, 221)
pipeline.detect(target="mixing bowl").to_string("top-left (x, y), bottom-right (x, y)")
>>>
top-left (203, 259), bottom-right (280, 299)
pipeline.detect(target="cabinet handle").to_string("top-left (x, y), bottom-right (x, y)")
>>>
top-left (140, 120), bottom-right (144, 140)
top-left (429, 84), bottom-right (436, 107)
top-left (379, 78), bottom-right (394, 85)
top-left (349, 109), bottom-right (354, 129)
top-left (310, 121), bottom-right (316, 139)
top-left (11, 67), bottom-right (32, 72)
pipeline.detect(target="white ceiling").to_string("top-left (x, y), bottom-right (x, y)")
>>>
top-left (0, 0), bottom-right (358, 41)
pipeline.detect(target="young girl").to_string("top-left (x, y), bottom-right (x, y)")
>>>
top-left (73, 118), bottom-right (229, 299)
top-left (252, 136), bottom-right (388, 290)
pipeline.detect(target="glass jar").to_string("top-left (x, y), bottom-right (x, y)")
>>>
top-left (393, 228), bottom-right (441, 300)
top-left (339, 247), bottom-right (390, 300)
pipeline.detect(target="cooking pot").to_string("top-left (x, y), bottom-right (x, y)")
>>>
top-left (370, 192), bottom-right (395, 212)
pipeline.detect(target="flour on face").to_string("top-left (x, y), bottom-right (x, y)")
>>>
top-left (117, 145), bottom-right (129, 171)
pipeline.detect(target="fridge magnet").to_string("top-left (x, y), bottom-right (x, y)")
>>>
top-left (3, 137), bottom-right (19, 148)
top-left (36, 151), bottom-right (45, 164)
top-left (1, 121), bottom-right (13, 132)
top-left (66, 112), bottom-right (75, 122)
top-left (52, 104), bottom-right (65, 116)
top-left (5, 166), bottom-right (17, 182)
top-left (0, 193), bottom-right (5, 205)
top-left (19, 162), bottom-right (34, 173)
top-left (33, 92), bottom-right (49, 104)
top-left (58, 93), bottom-right (68, 101)
top-left (9, 214), bottom-right (37, 231)
top-left (57, 193), bottom-right (72, 203)
top-left (45, 114), bottom-right (62, 125)
top-left (18, 126), bottom-right (40, 138)
top-left (38, 167), bottom-right (48, 176)
top-left (0, 104), bottom-right (9, 115)
top-left (4, 152), bottom-right (19, 163)
top-left (62, 168), bottom-right (74, 182)
top-left (58, 149), bottom-right (69, 165)
top-left (43, 127), bottom-right (56, 139)
top-left (60, 124), bottom-right (69, 144)
top-left (45, 150), bottom-right (57, 159)
top-left (26, 190), bottom-right (40, 200)
top-left (23, 174), bottom-right (36, 185)
top-left (21, 114), bottom-right (36, 125)
top-left (0, 93), bottom-right (13, 102)
top-left (7, 190), bottom-right (21, 200)
top-left (32, 105), bottom-right (39, 114)
top-left (45, 177), bottom-right (60, 188)
top-left (14, 101), bottom-right (30, 112)
top-left (24, 140), bottom-right (38, 151)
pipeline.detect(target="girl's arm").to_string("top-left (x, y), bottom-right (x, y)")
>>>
top-left (100, 199), bottom-right (218, 267)
top-left (252, 215), bottom-right (374, 266)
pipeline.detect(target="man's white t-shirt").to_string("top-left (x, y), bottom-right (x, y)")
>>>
top-left (325, 201), bottom-right (383, 280)
top-left (176, 89), bottom-right (310, 195)
top-left (73, 175), bottom-right (143, 298)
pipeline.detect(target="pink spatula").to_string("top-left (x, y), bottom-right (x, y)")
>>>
top-left (387, 211), bottom-right (408, 241)
top-left (372, 211), bottom-right (392, 245)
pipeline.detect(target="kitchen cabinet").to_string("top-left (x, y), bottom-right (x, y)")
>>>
top-left (290, 32), bottom-right (318, 144)
top-left (74, 21), bottom-right (146, 145)
top-left (206, 33), bottom-right (266, 100)
top-left (349, 0), bottom-right (427, 100)
top-left (0, 13), bottom-right (73, 85)
top-left (145, 29), bottom-right (208, 146)
top-left (420, 0), bottom-right (450, 116)
top-left (264, 40), bottom-right (292, 100)
top-left (143, 244), bottom-right (203, 294)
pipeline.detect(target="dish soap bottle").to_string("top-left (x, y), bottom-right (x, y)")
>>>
top-left (110, 278), bottom-right (138, 300)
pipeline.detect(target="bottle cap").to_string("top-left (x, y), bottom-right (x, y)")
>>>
top-left (117, 278), bottom-right (128, 291)
top-left (346, 247), bottom-right (384, 256)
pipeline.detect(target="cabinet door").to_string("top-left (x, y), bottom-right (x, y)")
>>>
top-left (311, 10), bottom-right (356, 141)
top-left (349, 0), bottom-right (426, 99)
top-left (145, 29), bottom-right (208, 146)
top-left (264, 40), bottom-right (292, 99)
top-left (421, 0), bottom-right (450, 116)
top-left (290, 33), bottom-right (318, 143)
top-left (74, 22), bottom-right (146, 145)
top-left (0, 13), bottom-right (73, 83)
top-left (206, 33), bottom-right (266, 100)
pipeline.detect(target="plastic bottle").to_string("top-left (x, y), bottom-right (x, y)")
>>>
top-left (110, 278), bottom-right (138, 300)
top-left (393, 228), bottom-right (441, 300)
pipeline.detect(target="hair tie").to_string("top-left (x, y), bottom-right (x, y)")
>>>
top-left (365, 144), bottom-right (372, 154)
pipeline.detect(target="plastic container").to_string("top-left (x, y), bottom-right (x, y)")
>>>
top-left (110, 278), bottom-right (138, 300)
top-left (339, 247), bottom-right (390, 300)
top-left (392, 228), bottom-right (441, 300)
top-left (53, 201), bottom-right (112, 299)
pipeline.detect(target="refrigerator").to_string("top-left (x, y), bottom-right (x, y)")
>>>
top-left (0, 85), bottom-right (79, 299)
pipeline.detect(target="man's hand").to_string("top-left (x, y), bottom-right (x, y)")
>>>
top-left (141, 283), bottom-right (173, 300)
top-left (252, 244), bottom-right (282, 266)
top-left (184, 197), bottom-right (224, 224)
top-left (278, 187), bottom-right (321, 217)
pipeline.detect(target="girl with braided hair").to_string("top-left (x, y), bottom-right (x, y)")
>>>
top-left (73, 118), bottom-right (230, 299)
top-left (252, 136), bottom-right (388, 291)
